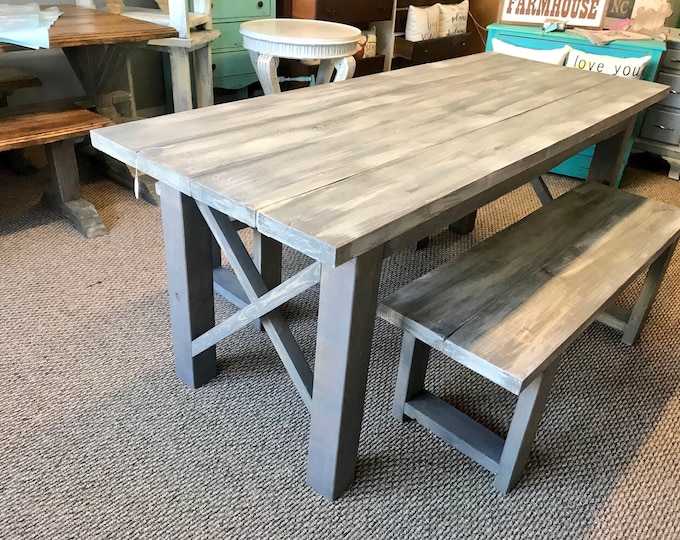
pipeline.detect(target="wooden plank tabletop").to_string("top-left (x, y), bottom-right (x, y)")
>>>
top-left (0, 4), bottom-right (178, 52)
top-left (91, 53), bottom-right (669, 266)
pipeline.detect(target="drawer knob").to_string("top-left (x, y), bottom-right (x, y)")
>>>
top-left (653, 124), bottom-right (675, 131)
top-left (257, 1), bottom-right (263, 6)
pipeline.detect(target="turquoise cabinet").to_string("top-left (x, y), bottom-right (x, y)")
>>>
top-left (486, 24), bottom-right (666, 187)
top-left (212, 0), bottom-right (273, 90)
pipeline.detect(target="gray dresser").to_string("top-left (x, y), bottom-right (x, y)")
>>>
top-left (635, 28), bottom-right (680, 179)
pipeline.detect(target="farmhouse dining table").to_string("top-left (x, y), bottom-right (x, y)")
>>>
top-left (90, 52), bottom-right (668, 500)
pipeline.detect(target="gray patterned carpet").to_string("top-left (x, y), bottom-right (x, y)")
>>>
top-left (1, 158), bottom-right (680, 539)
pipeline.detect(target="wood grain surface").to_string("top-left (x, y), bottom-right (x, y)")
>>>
top-left (0, 102), bottom-right (113, 151)
top-left (379, 182), bottom-right (680, 394)
top-left (90, 53), bottom-right (670, 266)
top-left (0, 4), bottom-right (177, 52)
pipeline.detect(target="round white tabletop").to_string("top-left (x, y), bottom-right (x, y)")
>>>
top-left (240, 18), bottom-right (363, 95)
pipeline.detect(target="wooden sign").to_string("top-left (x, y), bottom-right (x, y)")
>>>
top-left (499, 0), bottom-right (608, 28)
top-left (607, 0), bottom-right (635, 19)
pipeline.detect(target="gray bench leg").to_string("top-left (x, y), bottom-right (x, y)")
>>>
top-left (393, 334), bottom-right (431, 422)
top-left (622, 240), bottom-right (678, 345)
top-left (494, 360), bottom-right (560, 493)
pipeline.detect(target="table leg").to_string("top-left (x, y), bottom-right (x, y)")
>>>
top-left (160, 186), bottom-right (217, 388)
top-left (306, 246), bottom-right (384, 500)
top-left (249, 51), bottom-right (281, 95)
top-left (167, 47), bottom-right (193, 112)
top-left (333, 56), bottom-right (356, 82)
top-left (41, 139), bottom-right (107, 239)
top-left (586, 117), bottom-right (635, 186)
top-left (193, 43), bottom-right (215, 108)
top-left (316, 60), bottom-right (334, 85)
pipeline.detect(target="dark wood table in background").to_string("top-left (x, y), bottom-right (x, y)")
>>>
top-left (0, 5), bottom-right (178, 235)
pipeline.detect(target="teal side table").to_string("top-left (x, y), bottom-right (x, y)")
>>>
top-left (486, 24), bottom-right (666, 187)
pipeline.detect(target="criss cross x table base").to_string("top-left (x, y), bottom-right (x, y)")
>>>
top-left (161, 186), bottom-right (317, 409)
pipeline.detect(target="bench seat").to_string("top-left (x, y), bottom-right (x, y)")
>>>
top-left (0, 102), bottom-right (113, 238)
top-left (378, 182), bottom-right (680, 492)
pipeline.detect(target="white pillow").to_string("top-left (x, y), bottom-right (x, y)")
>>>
top-left (405, 4), bottom-right (440, 42)
top-left (355, 26), bottom-right (377, 59)
top-left (363, 26), bottom-right (377, 58)
top-left (438, 1), bottom-right (469, 37)
top-left (565, 49), bottom-right (651, 78)
top-left (491, 38), bottom-right (571, 65)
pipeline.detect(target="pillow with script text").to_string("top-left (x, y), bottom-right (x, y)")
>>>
top-left (565, 49), bottom-right (651, 78)
top-left (405, 4), bottom-right (440, 41)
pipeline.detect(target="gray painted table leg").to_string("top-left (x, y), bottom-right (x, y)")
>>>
top-left (530, 176), bottom-right (553, 205)
top-left (306, 246), bottom-right (384, 500)
top-left (587, 118), bottom-right (635, 186)
top-left (449, 210), bottom-right (477, 235)
top-left (160, 186), bottom-right (217, 388)
top-left (253, 231), bottom-right (282, 331)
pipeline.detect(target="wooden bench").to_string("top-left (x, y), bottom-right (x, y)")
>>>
top-left (378, 182), bottom-right (680, 492)
top-left (0, 101), bottom-right (114, 238)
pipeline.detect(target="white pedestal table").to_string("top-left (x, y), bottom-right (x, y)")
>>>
top-left (240, 18), bottom-right (362, 94)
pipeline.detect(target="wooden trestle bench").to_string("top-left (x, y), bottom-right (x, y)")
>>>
top-left (378, 182), bottom-right (680, 493)
top-left (0, 101), bottom-right (113, 238)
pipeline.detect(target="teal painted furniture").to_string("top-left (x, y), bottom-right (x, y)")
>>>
top-left (212, 0), bottom-right (273, 91)
top-left (486, 24), bottom-right (666, 187)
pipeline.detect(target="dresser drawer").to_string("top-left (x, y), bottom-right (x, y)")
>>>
top-left (656, 71), bottom-right (680, 108)
top-left (640, 107), bottom-right (680, 145)
top-left (661, 48), bottom-right (680, 71)
top-left (212, 0), bottom-right (271, 21)
top-left (213, 50), bottom-right (255, 79)
top-left (212, 22), bottom-right (245, 51)
top-left (301, 0), bottom-right (392, 24)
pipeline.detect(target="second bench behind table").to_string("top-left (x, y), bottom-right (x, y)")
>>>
top-left (378, 182), bottom-right (680, 492)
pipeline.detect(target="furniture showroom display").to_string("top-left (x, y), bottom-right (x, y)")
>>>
top-left (90, 52), bottom-right (667, 499)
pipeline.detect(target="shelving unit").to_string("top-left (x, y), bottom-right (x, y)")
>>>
top-left (283, 0), bottom-right (396, 75)
top-left (392, 0), bottom-right (471, 69)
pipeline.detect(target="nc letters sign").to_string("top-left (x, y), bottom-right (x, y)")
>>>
top-left (606, 0), bottom-right (634, 19)
top-left (499, 0), bottom-right (608, 27)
